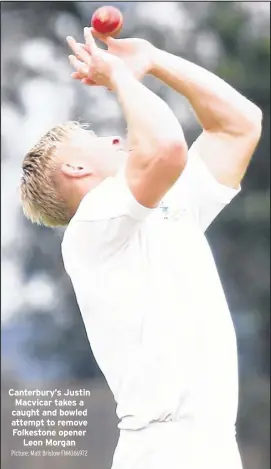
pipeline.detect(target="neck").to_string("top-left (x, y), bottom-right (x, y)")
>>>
top-left (67, 175), bottom-right (104, 218)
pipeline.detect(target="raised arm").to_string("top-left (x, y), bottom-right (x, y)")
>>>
top-left (74, 33), bottom-right (262, 190)
top-left (68, 29), bottom-right (187, 209)
top-left (151, 49), bottom-right (262, 189)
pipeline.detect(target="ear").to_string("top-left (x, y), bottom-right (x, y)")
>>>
top-left (61, 163), bottom-right (92, 178)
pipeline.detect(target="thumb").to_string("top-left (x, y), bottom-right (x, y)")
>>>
top-left (90, 27), bottom-right (116, 46)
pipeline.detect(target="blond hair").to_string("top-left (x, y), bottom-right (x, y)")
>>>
top-left (20, 121), bottom-right (88, 228)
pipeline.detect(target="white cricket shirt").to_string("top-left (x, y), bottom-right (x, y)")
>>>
top-left (62, 145), bottom-right (241, 433)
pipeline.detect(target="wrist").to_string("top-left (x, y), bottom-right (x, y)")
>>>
top-left (149, 46), bottom-right (163, 76)
top-left (111, 65), bottom-right (135, 91)
top-left (143, 42), bottom-right (158, 75)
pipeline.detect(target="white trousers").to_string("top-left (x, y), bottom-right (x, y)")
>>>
top-left (111, 422), bottom-right (243, 469)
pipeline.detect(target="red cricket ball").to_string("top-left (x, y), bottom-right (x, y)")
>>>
top-left (91, 6), bottom-right (123, 37)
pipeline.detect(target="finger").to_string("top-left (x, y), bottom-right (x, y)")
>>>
top-left (71, 71), bottom-right (95, 85)
top-left (84, 27), bottom-right (99, 55)
top-left (90, 27), bottom-right (115, 46)
top-left (71, 71), bottom-right (82, 80)
top-left (75, 45), bottom-right (91, 65)
top-left (68, 55), bottom-right (88, 75)
top-left (66, 35), bottom-right (78, 53)
top-left (82, 43), bottom-right (92, 54)
top-left (71, 70), bottom-right (96, 84)
top-left (81, 78), bottom-right (96, 86)
top-left (66, 36), bottom-right (90, 65)
top-left (82, 43), bottom-right (109, 58)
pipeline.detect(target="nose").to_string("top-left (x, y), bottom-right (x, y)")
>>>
top-left (112, 137), bottom-right (121, 145)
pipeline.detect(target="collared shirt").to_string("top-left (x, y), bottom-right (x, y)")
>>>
top-left (62, 146), bottom-right (241, 432)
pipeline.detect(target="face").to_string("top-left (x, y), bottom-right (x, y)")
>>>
top-left (58, 129), bottom-right (129, 179)
top-left (54, 128), bottom-right (129, 213)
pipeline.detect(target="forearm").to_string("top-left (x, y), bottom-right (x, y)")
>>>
top-left (151, 48), bottom-right (262, 134)
top-left (112, 69), bottom-right (186, 153)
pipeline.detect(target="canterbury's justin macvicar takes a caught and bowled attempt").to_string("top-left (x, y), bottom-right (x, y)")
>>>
top-left (20, 26), bottom-right (262, 469)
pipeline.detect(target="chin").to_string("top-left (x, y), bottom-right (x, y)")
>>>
top-left (118, 149), bottom-right (129, 162)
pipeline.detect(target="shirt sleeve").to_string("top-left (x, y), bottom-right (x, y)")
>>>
top-left (75, 165), bottom-right (155, 222)
top-left (164, 142), bottom-right (241, 232)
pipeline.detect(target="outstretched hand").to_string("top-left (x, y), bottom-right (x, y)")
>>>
top-left (67, 27), bottom-right (131, 89)
top-left (66, 27), bottom-right (154, 87)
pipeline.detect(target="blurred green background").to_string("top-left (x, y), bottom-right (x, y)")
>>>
top-left (1, 2), bottom-right (270, 469)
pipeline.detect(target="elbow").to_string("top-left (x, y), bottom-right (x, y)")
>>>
top-left (243, 106), bottom-right (263, 141)
top-left (157, 139), bottom-right (188, 173)
top-left (250, 105), bottom-right (263, 134)
top-left (253, 105), bottom-right (263, 125)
